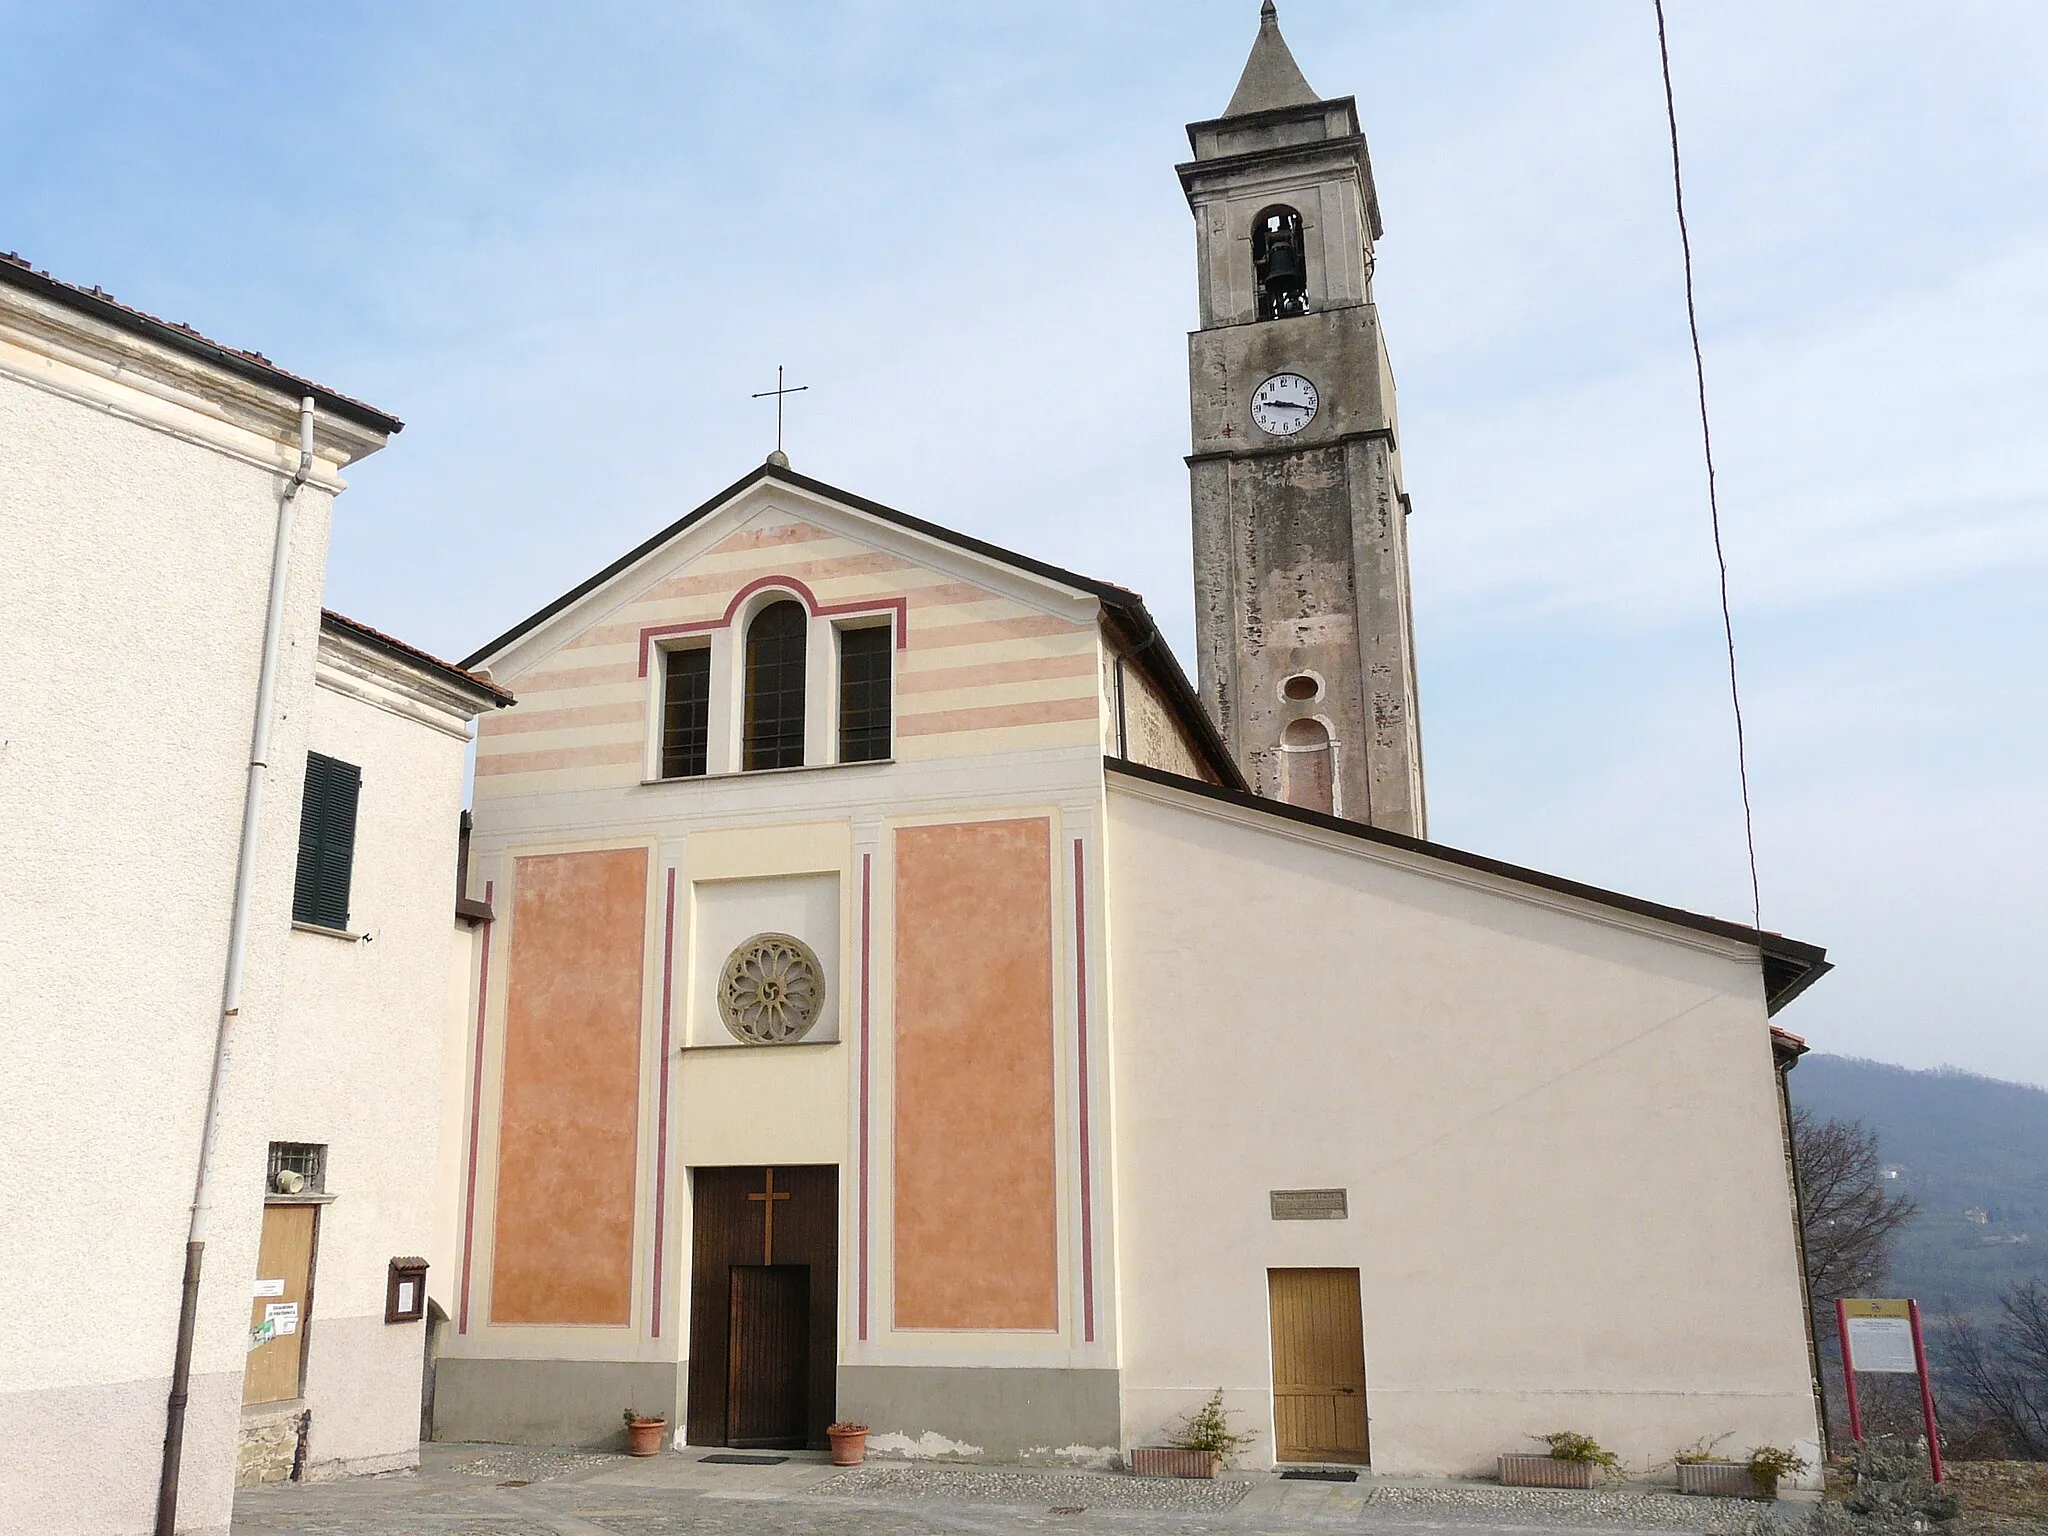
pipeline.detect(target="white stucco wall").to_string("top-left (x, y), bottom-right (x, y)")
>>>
top-left (1103, 776), bottom-right (1820, 1479)
top-left (262, 658), bottom-right (477, 1477)
top-left (0, 308), bottom-right (359, 1535)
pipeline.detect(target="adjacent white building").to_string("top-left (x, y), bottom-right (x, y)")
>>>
top-left (0, 256), bottom-right (508, 1536)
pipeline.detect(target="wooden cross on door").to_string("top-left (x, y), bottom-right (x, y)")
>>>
top-left (746, 1168), bottom-right (792, 1265)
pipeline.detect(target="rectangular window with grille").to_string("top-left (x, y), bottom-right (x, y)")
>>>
top-left (838, 623), bottom-right (892, 763)
top-left (267, 1141), bottom-right (327, 1195)
top-left (293, 752), bottom-right (360, 930)
top-left (661, 645), bottom-right (711, 778)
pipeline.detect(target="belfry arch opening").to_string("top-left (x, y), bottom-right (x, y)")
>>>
top-left (1252, 205), bottom-right (1309, 320)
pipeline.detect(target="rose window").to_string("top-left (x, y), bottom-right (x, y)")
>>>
top-left (718, 933), bottom-right (825, 1044)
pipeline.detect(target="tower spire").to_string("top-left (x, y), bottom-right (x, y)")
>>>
top-left (1223, 2), bottom-right (1320, 117)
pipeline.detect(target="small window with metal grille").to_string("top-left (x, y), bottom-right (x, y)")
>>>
top-left (660, 645), bottom-right (711, 778)
top-left (743, 599), bottom-right (808, 770)
top-left (267, 1142), bottom-right (327, 1196)
top-left (837, 623), bottom-right (892, 763)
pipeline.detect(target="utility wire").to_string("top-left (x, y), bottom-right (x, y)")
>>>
top-left (1653, 0), bottom-right (1763, 932)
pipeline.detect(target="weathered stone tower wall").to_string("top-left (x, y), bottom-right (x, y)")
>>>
top-left (1180, 5), bottom-right (1425, 835)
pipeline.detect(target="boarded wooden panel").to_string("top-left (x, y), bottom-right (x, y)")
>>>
top-left (728, 1266), bottom-right (810, 1447)
top-left (1268, 1268), bottom-right (1369, 1463)
top-left (892, 819), bottom-right (1058, 1331)
top-left (491, 848), bottom-right (647, 1325)
top-left (244, 1204), bottom-right (317, 1406)
top-left (686, 1166), bottom-right (838, 1449)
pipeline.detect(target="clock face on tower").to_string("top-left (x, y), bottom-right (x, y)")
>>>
top-left (1250, 372), bottom-right (1319, 436)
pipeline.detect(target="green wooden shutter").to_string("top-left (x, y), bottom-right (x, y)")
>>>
top-left (293, 752), bottom-right (361, 929)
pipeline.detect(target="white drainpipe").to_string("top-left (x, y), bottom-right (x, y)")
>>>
top-left (155, 396), bottom-right (317, 1536)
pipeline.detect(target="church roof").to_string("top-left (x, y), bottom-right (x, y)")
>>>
top-left (1222, 2), bottom-right (1322, 118)
top-left (1106, 757), bottom-right (1832, 1016)
top-left (461, 460), bottom-right (1246, 790)
top-left (0, 251), bottom-right (403, 435)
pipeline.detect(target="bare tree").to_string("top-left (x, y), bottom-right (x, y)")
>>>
top-left (1792, 1107), bottom-right (1919, 1322)
top-left (1943, 1280), bottom-right (2048, 1459)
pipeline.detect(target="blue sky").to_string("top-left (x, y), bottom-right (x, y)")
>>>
top-left (7, 2), bottom-right (2043, 1083)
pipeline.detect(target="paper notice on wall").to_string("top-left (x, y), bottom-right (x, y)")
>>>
top-left (253, 1278), bottom-right (286, 1298)
top-left (264, 1302), bottom-right (300, 1336)
top-left (248, 1319), bottom-right (276, 1351)
top-left (396, 1280), bottom-right (417, 1314)
top-left (1846, 1316), bottom-right (1917, 1372)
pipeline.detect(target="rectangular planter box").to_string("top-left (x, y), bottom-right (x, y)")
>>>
top-left (1677, 1462), bottom-right (1769, 1499)
top-left (1128, 1447), bottom-right (1222, 1479)
top-left (1498, 1454), bottom-right (1597, 1489)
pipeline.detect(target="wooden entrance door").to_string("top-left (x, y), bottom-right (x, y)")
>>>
top-left (245, 1204), bottom-right (318, 1406)
top-left (1268, 1268), bottom-right (1369, 1463)
top-left (727, 1265), bottom-right (810, 1447)
top-left (686, 1166), bottom-right (838, 1448)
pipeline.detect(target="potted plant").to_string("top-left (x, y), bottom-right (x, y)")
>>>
top-left (1129, 1390), bottom-right (1256, 1479)
top-left (827, 1421), bottom-right (870, 1466)
top-left (1745, 1445), bottom-right (1807, 1501)
top-left (1498, 1431), bottom-right (1620, 1489)
top-left (1674, 1433), bottom-right (1750, 1497)
top-left (623, 1408), bottom-right (667, 1457)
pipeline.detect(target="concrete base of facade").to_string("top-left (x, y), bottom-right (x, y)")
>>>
top-left (837, 1365), bottom-right (1121, 1464)
top-left (430, 1357), bottom-right (681, 1449)
top-left (0, 1368), bottom-right (241, 1536)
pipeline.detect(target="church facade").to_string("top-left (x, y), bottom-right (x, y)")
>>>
top-left (434, 7), bottom-right (1830, 1479)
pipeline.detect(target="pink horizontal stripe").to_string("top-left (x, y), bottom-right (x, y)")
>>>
top-left (509, 660), bottom-right (641, 693)
top-left (482, 699), bottom-right (645, 736)
top-left (895, 695), bottom-right (1099, 737)
top-left (474, 741), bottom-right (642, 776)
top-left (643, 550), bottom-right (915, 605)
top-left (909, 614), bottom-right (1088, 651)
top-left (898, 653), bottom-right (1098, 695)
top-left (708, 521), bottom-right (837, 556)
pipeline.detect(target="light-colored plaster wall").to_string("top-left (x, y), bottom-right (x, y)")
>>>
top-left (1103, 777), bottom-right (1819, 1478)
top-left (269, 666), bottom-right (477, 1477)
top-left (0, 311), bottom-right (363, 1535)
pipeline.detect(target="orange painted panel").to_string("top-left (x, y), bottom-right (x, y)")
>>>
top-left (893, 819), bottom-right (1059, 1330)
top-left (492, 848), bottom-right (648, 1325)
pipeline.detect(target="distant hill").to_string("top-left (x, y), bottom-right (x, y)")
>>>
top-left (1790, 1054), bottom-right (2048, 1339)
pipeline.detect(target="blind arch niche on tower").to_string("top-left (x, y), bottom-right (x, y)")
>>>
top-left (743, 597), bottom-right (808, 770)
top-left (1279, 717), bottom-right (1334, 814)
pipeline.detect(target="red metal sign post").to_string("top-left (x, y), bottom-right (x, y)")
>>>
top-left (1909, 1300), bottom-right (1945, 1484)
top-left (1836, 1298), bottom-right (1864, 1443)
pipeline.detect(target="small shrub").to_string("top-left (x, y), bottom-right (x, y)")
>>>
top-left (1167, 1391), bottom-right (1259, 1456)
top-left (1535, 1431), bottom-right (1621, 1469)
top-left (1675, 1431), bottom-right (1735, 1465)
top-left (1747, 1444), bottom-right (1807, 1493)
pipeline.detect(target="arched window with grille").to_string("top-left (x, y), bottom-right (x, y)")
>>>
top-left (743, 598), bottom-right (807, 770)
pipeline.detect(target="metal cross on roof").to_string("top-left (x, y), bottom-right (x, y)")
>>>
top-left (751, 365), bottom-right (808, 465)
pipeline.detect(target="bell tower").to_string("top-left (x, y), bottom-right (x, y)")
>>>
top-left (1180, 2), bottom-right (1425, 835)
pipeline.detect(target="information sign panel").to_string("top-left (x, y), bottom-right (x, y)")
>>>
top-left (1843, 1298), bottom-right (1917, 1373)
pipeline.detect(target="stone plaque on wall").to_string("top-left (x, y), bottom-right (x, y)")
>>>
top-left (1269, 1188), bottom-right (1348, 1221)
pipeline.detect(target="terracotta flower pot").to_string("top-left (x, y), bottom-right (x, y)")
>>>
top-left (1677, 1461), bottom-right (1769, 1498)
top-left (827, 1423), bottom-right (869, 1466)
top-left (1128, 1447), bottom-right (1223, 1479)
top-left (1498, 1454), bottom-right (1596, 1489)
top-left (625, 1417), bottom-right (667, 1457)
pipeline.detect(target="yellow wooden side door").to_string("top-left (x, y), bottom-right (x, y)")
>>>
top-left (244, 1204), bottom-right (317, 1406)
top-left (1268, 1267), bottom-right (1369, 1463)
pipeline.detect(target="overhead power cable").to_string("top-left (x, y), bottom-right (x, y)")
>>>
top-left (1652, 0), bottom-right (1763, 932)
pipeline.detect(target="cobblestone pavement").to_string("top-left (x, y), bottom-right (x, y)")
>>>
top-left (232, 1444), bottom-right (1814, 1536)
